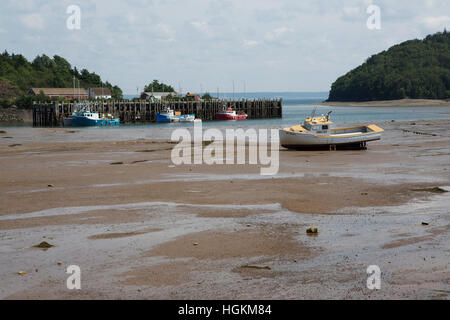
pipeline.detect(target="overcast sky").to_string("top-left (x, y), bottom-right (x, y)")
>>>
top-left (1, 0), bottom-right (449, 94)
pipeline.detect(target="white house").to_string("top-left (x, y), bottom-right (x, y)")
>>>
top-left (140, 91), bottom-right (178, 101)
top-left (88, 88), bottom-right (112, 99)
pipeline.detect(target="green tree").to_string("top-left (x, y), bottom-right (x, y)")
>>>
top-left (201, 92), bottom-right (212, 100)
top-left (143, 80), bottom-right (175, 93)
top-left (0, 52), bottom-right (124, 107)
top-left (328, 31), bottom-right (450, 101)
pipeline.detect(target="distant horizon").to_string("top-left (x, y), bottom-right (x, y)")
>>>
top-left (124, 91), bottom-right (329, 95)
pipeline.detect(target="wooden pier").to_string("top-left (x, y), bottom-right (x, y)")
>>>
top-left (32, 99), bottom-right (282, 127)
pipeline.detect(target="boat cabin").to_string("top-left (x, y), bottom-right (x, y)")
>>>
top-left (302, 115), bottom-right (334, 133)
top-left (159, 108), bottom-right (175, 116)
top-left (218, 108), bottom-right (237, 116)
top-left (74, 111), bottom-right (100, 119)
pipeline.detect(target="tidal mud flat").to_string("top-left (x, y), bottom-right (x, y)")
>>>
top-left (0, 119), bottom-right (449, 299)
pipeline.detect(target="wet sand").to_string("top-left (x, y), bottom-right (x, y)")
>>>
top-left (0, 119), bottom-right (449, 299)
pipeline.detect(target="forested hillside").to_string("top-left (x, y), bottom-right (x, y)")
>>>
top-left (328, 31), bottom-right (450, 101)
top-left (0, 52), bottom-right (122, 107)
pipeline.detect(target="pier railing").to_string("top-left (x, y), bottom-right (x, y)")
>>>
top-left (32, 99), bottom-right (282, 127)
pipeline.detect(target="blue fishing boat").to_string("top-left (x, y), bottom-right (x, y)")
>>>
top-left (156, 108), bottom-right (198, 123)
top-left (179, 114), bottom-right (196, 122)
top-left (69, 103), bottom-right (120, 127)
top-left (156, 108), bottom-right (178, 122)
top-left (71, 111), bottom-right (120, 126)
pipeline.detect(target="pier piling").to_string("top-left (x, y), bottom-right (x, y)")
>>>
top-left (32, 99), bottom-right (282, 127)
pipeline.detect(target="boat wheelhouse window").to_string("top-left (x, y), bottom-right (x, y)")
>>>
top-left (322, 125), bottom-right (328, 130)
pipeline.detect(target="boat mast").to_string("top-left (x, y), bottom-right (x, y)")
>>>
top-left (232, 80), bottom-right (235, 100)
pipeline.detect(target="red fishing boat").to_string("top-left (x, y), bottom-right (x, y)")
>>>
top-left (215, 108), bottom-right (247, 120)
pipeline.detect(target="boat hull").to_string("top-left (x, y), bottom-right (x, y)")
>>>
top-left (71, 116), bottom-right (120, 127)
top-left (279, 126), bottom-right (382, 150)
top-left (215, 113), bottom-right (247, 120)
top-left (156, 113), bottom-right (180, 122)
top-left (179, 114), bottom-right (196, 122)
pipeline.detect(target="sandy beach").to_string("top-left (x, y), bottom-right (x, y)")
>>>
top-left (0, 119), bottom-right (449, 299)
top-left (320, 99), bottom-right (450, 107)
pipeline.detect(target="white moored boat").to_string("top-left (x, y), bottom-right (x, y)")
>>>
top-left (279, 111), bottom-right (384, 150)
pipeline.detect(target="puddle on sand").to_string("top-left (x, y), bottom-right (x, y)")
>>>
top-left (237, 186), bottom-right (450, 298)
top-left (0, 202), bottom-right (282, 221)
top-left (0, 201), bottom-right (281, 299)
top-left (0, 189), bottom-right (448, 299)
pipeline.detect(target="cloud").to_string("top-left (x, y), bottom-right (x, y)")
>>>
top-left (190, 21), bottom-right (215, 38)
top-left (3, 0), bottom-right (450, 93)
top-left (264, 26), bottom-right (293, 41)
top-left (263, 27), bottom-right (294, 46)
top-left (155, 23), bottom-right (176, 42)
top-left (242, 39), bottom-right (260, 48)
top-left (125, 12), bottom-right (138, 25)
top-left (191, 21), bottom-right (207, 30)
top-left (341, 6), bottom-right (362, 20)
top-left (425, 0), bottom-right (435, 8)
top-left (19, 13), bottom-right (45, 30)
top-left (421, 16), bottom-right (450, 31)
top-left (22, 33), bottom-right (44, 45)
top-left (7, 0), bottom-right (38, 11)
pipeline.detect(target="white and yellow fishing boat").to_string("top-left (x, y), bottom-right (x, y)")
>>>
top-left (279, 111), bottom-right (384, 150)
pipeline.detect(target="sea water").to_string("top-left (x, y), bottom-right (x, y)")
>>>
top-left (2, 92), bottom-right (450, 143)
top-left (92, 91), bottom-right (450, 127)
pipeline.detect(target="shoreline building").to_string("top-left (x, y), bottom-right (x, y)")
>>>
top-left (28, 88), bottom-right (88, 99)
top-left (140, 91), bottom-right (179, 101)
top-left (88, 87), bottom-right (112, 100)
